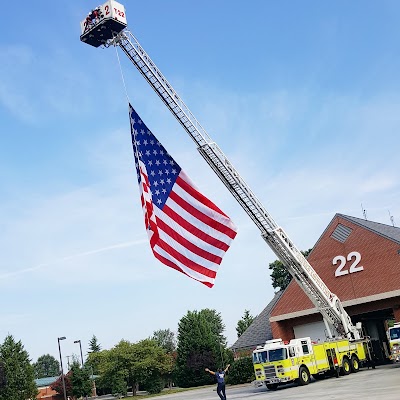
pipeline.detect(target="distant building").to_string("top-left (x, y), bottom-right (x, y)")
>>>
top-left (35, 376), bottom-right (59, 400)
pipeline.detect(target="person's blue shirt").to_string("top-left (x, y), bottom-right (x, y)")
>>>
top-left (216, 371), bottom-right (225, 384)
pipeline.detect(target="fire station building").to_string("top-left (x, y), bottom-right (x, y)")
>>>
top-left (232, 214), bottom-right (400, 362)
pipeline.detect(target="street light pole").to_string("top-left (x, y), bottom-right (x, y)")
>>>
top-left (74, 339), bottom-right (88, 400)
top-left (57, 336), bottom-right (67, 400)
top-left (74, 340), bottom-right (84, 367)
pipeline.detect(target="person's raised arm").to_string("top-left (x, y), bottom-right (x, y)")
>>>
top-left (205, 367), bottom-right (215, 375)
top-left (224, 364), bottom-right (231, 373)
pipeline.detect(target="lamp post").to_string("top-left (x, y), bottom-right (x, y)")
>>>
top-left (74, 340), bottom-right (84, 367)
top-left (74, 339), bottom-right (88, 400)
top-left (57, 336), bottom-right (67, 400)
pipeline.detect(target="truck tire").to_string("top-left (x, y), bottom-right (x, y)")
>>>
top-left (350, 356), bottom-right (360, 373)
top-left (341, 357), bottom-right (351, 375)
top-left (297, 366), bottom-right (310, 385)
top-left (266, 383), bottom-right (278, 391)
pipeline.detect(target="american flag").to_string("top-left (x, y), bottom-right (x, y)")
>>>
top-left (129, 104), bottom-right (237, 287)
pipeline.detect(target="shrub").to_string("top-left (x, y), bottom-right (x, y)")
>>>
top-left (226, 357), bottom-right (254, 385)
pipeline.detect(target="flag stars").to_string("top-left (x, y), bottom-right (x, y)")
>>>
top-left (172, 169), bottom-right (177, 174)
top-left (154, 181), bottom-right (159, 187)
top-left (158, 170), bottom-right (163, 176)
top-left (163, 160), bottom-right (168, 165)
top-left (166, 178), bottom-right (171, 184)
top-left (157, 199), bottom-right (162, 205)
top-left (160, 179), bottom-right (165, 185)
top-left (155, 189), bottom-right (160, 195)
top-left (150, 170), bottom-right (156, 177)
top-left (162, 188), bottom-right (167, 194)
top-left (140, 129), bottom-right (145, 135)
top-left (155, 160), bottom-right (161, 166)
top-left (160, 149), bottom-right (164, 155)
top-left (150, 140), bottom-right (154, 145)
top-left (147, 130), bottom-right (151, 135)
top-left (165, 169), bottom-right (170, 175)
top-left (145, 150), bottom-right (151, 156)
top-left (169, 160), bottom-right (175, 166)
top-left (153, 149), bottom-right (158, 155)
top-left (143, 139), bottom-right (148, 145)
top-left (147, 160), bottom-right (153, 166)
top-left (138, 119), bottom-right (142, 125)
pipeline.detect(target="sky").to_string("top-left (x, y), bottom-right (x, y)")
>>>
top-left (1, 0), bottom-right (400, 365)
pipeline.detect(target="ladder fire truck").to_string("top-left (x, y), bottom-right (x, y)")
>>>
top-left (80, 1), bottom-right (374, 386)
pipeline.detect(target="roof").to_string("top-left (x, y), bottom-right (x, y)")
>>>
top-left (35, 376), bottom-right (58, 387)
top-left (338, 214), bottom-right (400, 244)
top-left (231, 291), bottom-right (283, 351)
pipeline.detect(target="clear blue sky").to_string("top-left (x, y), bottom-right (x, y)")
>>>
top-left (1, 0), bottom-right (399, 364)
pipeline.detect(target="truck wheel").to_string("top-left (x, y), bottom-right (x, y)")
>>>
top-left (298, 366), bottom-right (310, 385)
top-left (266, 383), bottom-right (278, 391)
top-left (350, 356), bottom-right (360, 373)
top-left (342, 357), bottom-right (351, 375)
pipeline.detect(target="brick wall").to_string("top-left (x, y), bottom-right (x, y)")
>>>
top-left (271, 215), bottom-right (400, 318)
top-left (270, 215), bottom-right (400, 340)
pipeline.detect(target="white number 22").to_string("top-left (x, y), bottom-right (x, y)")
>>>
top-left (332, 251), bottom-right (364, 277)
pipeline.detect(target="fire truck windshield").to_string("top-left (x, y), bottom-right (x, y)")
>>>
top-left (253, 351), bottom-right (267, 364)
top-left (268, 348), bottom-right (288, 362)
top-left (389, 327), bottom-right (400, 340)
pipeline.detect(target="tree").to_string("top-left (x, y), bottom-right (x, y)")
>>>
top-left (0, 335), bottom-right (38, 400)
top-left (33, 354), bottom-right (60, 378)
top-left (174, 309), bottom-right (230, 388)
top-left (269, 249), bottom-right (312, 290)
top-left (88, 335), bottom-right (101, 353)
top-left (236, 310), bottom-right (256, 338)
top-left (94, 339), bottom-right (171, 396)
top-left (226, 357), bottom-right (254, 385)
top-left (51, 371), bottom-right (73, 398)
top-left (70, 364), bottom-right (92, 399)
top-left (152, 329), bottom-right (176, 353)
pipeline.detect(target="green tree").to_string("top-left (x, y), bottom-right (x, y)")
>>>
top-left (0, 335), bottom-right (38, 400)
top-left (226, 357), bottom-right (254, 385)
top-left (152, 329), bottom-right (176, 353)
top-left (94, 339), bottom-right (171, 396)
top-left (88, 335), bottom-right (101, 353)
top-left (174, 309), bottom-right (230, 388)
top-left (236, 310), bottom-right (256, 338)
top-left (269, 249), bottom-right (312, 290)
top-left (33, 354), bottom-right (60, 378)
top-left (70, 364), bottom-right (92, 398)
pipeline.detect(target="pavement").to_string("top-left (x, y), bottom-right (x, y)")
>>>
top-left (90, 363), bottom-right (400, 400)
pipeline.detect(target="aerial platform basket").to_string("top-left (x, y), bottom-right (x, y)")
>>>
top-left (80, 0), bottom-right (127, 47)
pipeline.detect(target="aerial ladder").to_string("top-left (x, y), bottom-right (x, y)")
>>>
top-left (80, 1), bottom-right (363, 341)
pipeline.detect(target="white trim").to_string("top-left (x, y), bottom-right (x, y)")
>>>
top-left (270, 289), bottom-right (400, 322)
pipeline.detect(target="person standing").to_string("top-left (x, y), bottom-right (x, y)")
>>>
top-left (205, 364), bottom-right (230, 400)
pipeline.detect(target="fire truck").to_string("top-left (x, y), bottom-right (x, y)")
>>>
top-left (252, 337), bottom-right (368, 390)
top-left (388, 322), bottom-right (400, 362)
top-left (80, 1), bottom-right (375, 388)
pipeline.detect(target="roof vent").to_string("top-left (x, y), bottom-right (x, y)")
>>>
top-left (331, 224), bottom-right (352, 243)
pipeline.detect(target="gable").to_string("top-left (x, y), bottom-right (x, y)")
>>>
top-left (271, 214), bottom-right (400, 319)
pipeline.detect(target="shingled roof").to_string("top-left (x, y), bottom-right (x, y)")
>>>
top-left (231, 291), bottom-right (283, 352)
top-left (339, 214), bottom-right (400, 244)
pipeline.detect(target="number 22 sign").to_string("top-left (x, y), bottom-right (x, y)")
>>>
top-left (332, 251), bottom-right (364, 277)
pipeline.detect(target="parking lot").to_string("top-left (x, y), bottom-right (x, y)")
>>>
top-left (156, 363), bottom-right (400, 400)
